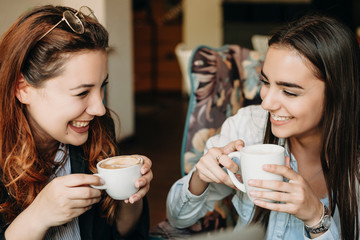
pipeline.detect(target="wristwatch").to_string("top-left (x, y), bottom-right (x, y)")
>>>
top-left (305, 204), bottom-right (331, 234)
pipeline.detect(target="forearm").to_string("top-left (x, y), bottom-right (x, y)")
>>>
top-left (116, 199), bottom-right (143, 236)
top-left (5, 205), bottom-right (48, 240)
top-left (188, 169), bottom-right (209, 195)
top-left (166, 169), bottom-right (232, 228)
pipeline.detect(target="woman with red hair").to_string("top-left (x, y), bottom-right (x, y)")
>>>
top-left (0, 5), bottom-right (152, 239)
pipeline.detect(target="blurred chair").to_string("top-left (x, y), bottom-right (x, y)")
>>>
top-left (181, 44), bottom-right (264, 176)
top-left (150, 44), bottom-right (265, 239)
top-left (175, 43), bottom-right (193, 96)
top-left (251, 34), bottom-right (270, 54)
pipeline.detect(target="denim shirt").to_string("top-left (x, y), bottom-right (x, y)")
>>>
top-left (232, 148), bottom-right (339, 240)
top-left (167, 105), bottom-right (342, 239)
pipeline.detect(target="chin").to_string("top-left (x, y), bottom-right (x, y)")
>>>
top-left (67, 135), bottom-right (89, 146)
top-left (271, 128), bottom-right (291, 139)
top-left (70, 141), bottom-right (86, 146)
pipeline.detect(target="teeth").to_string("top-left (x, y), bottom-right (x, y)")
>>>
top-left (271, 114), bottom-right (293, 121)
top-left (71, 121), bottom-right (90, 128)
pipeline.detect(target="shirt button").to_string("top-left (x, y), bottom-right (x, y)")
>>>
top-left (276, 233), bottom-right (282, 238)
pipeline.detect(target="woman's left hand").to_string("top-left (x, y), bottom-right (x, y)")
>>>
top-left (248, 156), bottom-right (323, 226)
top-left (126, 155), bottom-right (153, 204)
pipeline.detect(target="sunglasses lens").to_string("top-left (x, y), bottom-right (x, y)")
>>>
top-left (63, 11), bottom-right (84, 34)
top-left (79, 6), bottom-right (98, 21)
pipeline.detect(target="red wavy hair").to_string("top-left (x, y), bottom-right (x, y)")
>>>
top-left (0, 5), bottom-right (119, 225)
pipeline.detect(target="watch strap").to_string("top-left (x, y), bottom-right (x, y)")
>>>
top-left (304, 203), bottom-right (331, 234)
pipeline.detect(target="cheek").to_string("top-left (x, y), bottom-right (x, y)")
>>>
top-left (312, 105), bottom-right (324, 126)
top-left (294, 101), bottom-right (323, 126)
top-left (58, 99), bottom-right (88, 117)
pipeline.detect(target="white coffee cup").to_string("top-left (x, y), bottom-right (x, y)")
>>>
top-left (226, 144), bottom-right (285, 202)
top-left (91, 155), bottom-right (143, 200)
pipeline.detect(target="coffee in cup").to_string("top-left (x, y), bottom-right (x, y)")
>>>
top-left (99, 156), bottom-right (142, 169)
top-left (226, 144), bottom-right (285, 202)
top-left (91, 155), bottom-right (143, 200)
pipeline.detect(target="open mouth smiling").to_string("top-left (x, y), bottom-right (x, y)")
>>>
top-left (70, 121), bottom-right (90, 128)
top-left (271, 114), bottom-right (293, 121)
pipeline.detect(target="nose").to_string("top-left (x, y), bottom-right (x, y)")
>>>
top-left (87, 91), bottom-right (106, 116)
top-left (260, 85), bottom-right (280, 111)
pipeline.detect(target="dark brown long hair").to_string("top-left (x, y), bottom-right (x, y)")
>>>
top-left (0, 5), bottom-right (119, 225)
top-left (252, 14), bottom-right (360, 240)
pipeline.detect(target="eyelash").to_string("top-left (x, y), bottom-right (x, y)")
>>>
top-left (77, 91), bottom-right (89, 97)
top-left (101, 80), bottom-right (109, 88)
top-left (259, 78), bottom-right (269, 85)
top-left (259, 78), bottom-right (298, 97)
top-left (76, 81), bottom-right (109, 97)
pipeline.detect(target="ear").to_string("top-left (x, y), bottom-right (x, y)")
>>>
top-left (15, 75), bottom-right (32, 104)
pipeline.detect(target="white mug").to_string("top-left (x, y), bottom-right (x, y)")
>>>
top-left (91, 155), bottom-right (143, 200)
top-left (226, 144), bottom-right (285, 202)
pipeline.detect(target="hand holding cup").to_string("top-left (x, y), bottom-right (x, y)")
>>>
top-left (91, 155), bottom-right (144, 200)
top-left (226, 144), bottom-right (285, 202)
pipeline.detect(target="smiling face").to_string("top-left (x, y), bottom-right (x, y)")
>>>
top-left (260, 46), bottom-right (325, 142)
top-left (18, 50), bottom-right (108, 147)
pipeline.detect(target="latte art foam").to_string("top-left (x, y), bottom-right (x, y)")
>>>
top-left (99, 156), bottom-right (141, 169)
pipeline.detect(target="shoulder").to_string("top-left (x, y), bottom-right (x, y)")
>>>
top-left (235, 104), bottom-right (267, 119)
top-left (218, 105), bottom-right (267, 146)
top-left (224, 105), bottom-right (267, 131)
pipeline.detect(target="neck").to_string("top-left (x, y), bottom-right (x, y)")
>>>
top-left (26, 110), bottom-right (59, 159)
top-left (288, 131), bottom-right (323, 164)
top-left (289, 133), bottom-right (326, 195)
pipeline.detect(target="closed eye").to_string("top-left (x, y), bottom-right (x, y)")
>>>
top-left (260, 78), bottom-right (269, 85)
top-left (260, 78), bottom-right (298, 97)
top-left (283, 90), bottom-right (298, 97)
top-left (76, 90), bottom-right (89, 97)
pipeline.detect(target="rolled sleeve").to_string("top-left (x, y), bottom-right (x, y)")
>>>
top-left (167, 105), bottom-right (267, 229)
top-left (166, 169), bottom-right (233, 228)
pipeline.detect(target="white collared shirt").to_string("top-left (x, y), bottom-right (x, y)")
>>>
top-left (44, 144), bottom-right (81, 240)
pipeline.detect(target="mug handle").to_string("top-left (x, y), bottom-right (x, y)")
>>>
top-left (227, 151), bottom-right (246, 192)
top-left (90, 173), bottom-right (107, 190)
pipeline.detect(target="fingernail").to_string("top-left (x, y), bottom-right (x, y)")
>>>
top-left (248, 179), bottom-right (255, 185)
top-left (131, 196), bottom-right (139, 203)
top-left (263, 164), bottom-right (270, 170)
top-left (99, 178), bottom-right (105, 185)
top-left (135, 181), bottom-right (142, 188)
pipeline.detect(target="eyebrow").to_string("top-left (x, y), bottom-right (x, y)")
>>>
top-left (261, 69), bottom-right (304, 89)
top-left (69, 74), bottom-right (109, 90)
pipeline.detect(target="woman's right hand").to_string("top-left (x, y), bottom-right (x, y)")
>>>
top-left (189, 139), bottom-right (244, 195)
top-left (30, 174), bottom-right (103, 229)
top-left (5, 174), bottom-right (103, 239)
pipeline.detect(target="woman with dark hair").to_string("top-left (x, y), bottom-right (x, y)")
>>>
top-left (0, 5), bottom-right (152, 239)
top-left (167, 14), bottom-right (360, 240)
